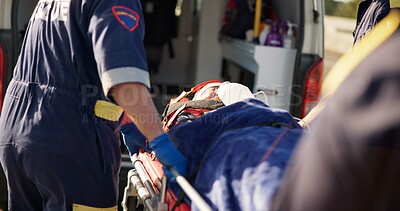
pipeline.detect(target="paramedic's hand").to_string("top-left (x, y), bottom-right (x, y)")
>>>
top-left (149, 134), bottom-right (188, 180)
top-left (120, 122), bottom-right (151, 155)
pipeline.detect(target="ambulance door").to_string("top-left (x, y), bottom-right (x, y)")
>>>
top-left (148, 0), bottom-right (200, 86)
top-left (290, 0), bottom-right (325, 118)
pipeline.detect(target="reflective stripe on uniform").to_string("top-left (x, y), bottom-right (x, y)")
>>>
top-left (73, 203), bottom-right (117, 211)
top-left (390, 0), bottom-right (400, 8)
top-left (94, 100), bottom-right (124, 121)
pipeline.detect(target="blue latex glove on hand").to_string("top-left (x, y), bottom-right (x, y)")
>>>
top-left (149, 133), bottom-right (188, 180)
top-left (120, 122), bottom-right (151, 155)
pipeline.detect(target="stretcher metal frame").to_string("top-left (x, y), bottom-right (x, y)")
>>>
top-left (121, 154), bottom-right (212, 211)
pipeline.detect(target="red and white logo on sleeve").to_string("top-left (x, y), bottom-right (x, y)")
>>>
top-left (112, 6), bottom-right (140, 32)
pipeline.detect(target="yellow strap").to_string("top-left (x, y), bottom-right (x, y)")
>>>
top-left (321, 10), bottom-right (400, 96)
top-left (94, 100), bottom-right (124, 122)
top-left (390, 0), bottom-right (400, 8)
top-left (72, 204), bottom-right (117, 211)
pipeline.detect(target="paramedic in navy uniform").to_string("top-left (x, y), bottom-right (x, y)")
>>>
top-left (0, 0), bottom-right (187, 210)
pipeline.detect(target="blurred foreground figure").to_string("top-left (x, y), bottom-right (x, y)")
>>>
top-left (272, 10), bottom-right (400, 211)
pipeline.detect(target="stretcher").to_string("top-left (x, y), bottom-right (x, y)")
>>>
top-left (121, 80), bottom-right (302, 210)
top-left (121, 152), bottom-right (211, 211)
top-left (121, 80), bottom-right (234, 211)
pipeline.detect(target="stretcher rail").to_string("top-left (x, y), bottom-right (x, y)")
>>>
top-left (122, 153), bottom-right (212, 211)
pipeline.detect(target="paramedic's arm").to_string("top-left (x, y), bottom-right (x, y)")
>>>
top-left (111, 82), bottom-right (163, 140)
top-left (111, 82), bottom-right (188, 177)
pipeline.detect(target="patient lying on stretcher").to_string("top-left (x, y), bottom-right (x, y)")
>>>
top-left (121, 81), bottom-right (304, 210)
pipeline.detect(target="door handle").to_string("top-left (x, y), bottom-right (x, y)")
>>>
top-left (313, 0), bottom-right (320, 24)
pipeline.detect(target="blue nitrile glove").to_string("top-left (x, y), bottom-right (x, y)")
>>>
top-left (120, 122), bottom-right (151, 155)
top-left (149, 133), bottom-right (188, 181)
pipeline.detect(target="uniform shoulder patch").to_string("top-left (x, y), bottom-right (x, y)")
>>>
top-left (112, 6), bottom-right (140, 32)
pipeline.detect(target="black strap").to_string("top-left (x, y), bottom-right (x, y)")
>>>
top-left (171, 190), bottom-right (186, 211)
top-left (166, 100), bottom-right (225, 117)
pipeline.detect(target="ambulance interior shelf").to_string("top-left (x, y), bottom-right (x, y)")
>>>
top-left (220, 38), bottom-right (297, 111)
